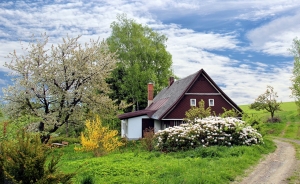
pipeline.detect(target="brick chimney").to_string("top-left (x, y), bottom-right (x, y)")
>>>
top-left (148, 83), bottom-right (154, 107)
top-left (169, 77), bottom-right (174, 87)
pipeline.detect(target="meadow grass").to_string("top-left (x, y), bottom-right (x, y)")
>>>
top-left (240, 101), bottom-right (300, 139)
top-left (52, 138), bottom-right (275, 184)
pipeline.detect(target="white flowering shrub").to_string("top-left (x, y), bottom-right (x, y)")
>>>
top-left (154, 116), bottom-right (263, 152)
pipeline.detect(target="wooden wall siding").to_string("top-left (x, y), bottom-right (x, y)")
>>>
top-left (187, 74), bottom-right (218, 93)
top-left (164, 95), bottom-right (235, 119)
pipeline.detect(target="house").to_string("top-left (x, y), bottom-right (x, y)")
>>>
top-left (118, 69), bottom-right (243, 140)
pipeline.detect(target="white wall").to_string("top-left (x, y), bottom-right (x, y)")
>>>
top-left (154, 120), bottom-right (162, 133)
top-left (127, 115), bottom-right (149, 140)
top-left (121, 119), bottom-right (128, 138)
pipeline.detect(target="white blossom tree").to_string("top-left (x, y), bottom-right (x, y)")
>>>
top-left (2, 34), bottom-right (120, 142)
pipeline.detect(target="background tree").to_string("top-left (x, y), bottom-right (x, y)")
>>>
top-left (249, 86), bottom-right (282, 122)
top-left (2, 34), bottom-right (119, 142)
top-left (290, 37), bottom-right (300, 114)
top-left (106, 14), bottom-right (174, 111)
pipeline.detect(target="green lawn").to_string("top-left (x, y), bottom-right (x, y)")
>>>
top-left (53, 139), bottom-right (275, 184)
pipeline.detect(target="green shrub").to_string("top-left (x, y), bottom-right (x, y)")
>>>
top-left (1, 130), bottom-right (75, 184)
top-left (80, 175), bottom-right (95, 184)
top-left (141, 127), bottom-right (155, 151)
top-left (221, 107), bottom-right (241, 118)
top-left (242, 113), bottom-right (263, 132)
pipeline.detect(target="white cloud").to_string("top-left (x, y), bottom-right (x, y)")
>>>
top-left (0, 0), bottom-right (296, 105)
top-left (247, 12), bottom-right (300, 56)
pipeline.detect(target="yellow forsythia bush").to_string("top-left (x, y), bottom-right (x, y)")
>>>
top-left (75, 116), bottom-right (124, 156)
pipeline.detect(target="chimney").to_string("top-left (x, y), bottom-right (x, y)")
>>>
top-left (169, 77), bottom-right (174, 87)
top-left (148, 83), bottom-right (154, 107)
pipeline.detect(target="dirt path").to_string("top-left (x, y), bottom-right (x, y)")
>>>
top-left (233, 139), bottom-right (298, 184)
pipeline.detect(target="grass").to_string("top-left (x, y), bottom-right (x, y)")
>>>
top-left (3, 102), bottom-right (300, 183)
top-left (240, 101), bottom-right (300, 139)
top-left (52, 139), bottom-right (275, 184)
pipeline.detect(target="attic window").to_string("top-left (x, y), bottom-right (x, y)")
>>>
top-left (190, 99), bottom-right (196, 106)
top-left (209, 99), bottom-right (214, 106)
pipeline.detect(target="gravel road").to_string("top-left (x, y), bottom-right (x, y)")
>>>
top-left (233, 139), bottom-right (299, 184)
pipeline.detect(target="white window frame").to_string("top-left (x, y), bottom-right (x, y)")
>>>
top-left (190, 99), bottom-right (196, 106)
top-left (209, 99), bottom-right (214, 106)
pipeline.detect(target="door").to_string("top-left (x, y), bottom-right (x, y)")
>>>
top-left (142, 119), bottom-right (154, 137)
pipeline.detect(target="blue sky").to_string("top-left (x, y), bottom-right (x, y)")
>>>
top-left (0, 0), bottom-right (299, 105)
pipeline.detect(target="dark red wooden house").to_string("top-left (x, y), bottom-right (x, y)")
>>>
top-left (118, 69), bottom-right (242, 139)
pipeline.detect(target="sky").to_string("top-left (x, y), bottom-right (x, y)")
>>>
top-left (0, 0), bottom-right (299, 105)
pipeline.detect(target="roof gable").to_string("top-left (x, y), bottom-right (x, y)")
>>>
top-left (147, 69), bottom-right (242, 120)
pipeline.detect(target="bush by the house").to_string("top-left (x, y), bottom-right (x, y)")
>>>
top-left (154, 116), bottom-right (263, 152)
top-left (75, 116), bottom-right (124, 156)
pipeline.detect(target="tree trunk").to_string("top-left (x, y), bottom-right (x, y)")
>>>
top-left (66, 121), bottom-right (69, 137)
top-left (271, 111), bottom-right (275, 123)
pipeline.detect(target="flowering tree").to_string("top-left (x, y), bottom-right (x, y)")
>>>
top-left (2, 34), bottom-right (120, 143)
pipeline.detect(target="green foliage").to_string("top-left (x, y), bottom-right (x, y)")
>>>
top-left (221, 107), bottom-right (240, 118)
top-left (290, 37), bottom-right (300, 114)
top-left (140, 127), bottom-right (155, 151)
top-left (80, 175), bottom-right (95, 184)
top-left (0, 115), bottom-right (41, 142)
top-left (0, 130), bottom-right (75, 183)
top-left (184, 99), bottom-right (211, 123)
top-left (106, 13), bottom-right (173, 111)
top-left (242, 113), bottom-right (263, 132)
top-left (0, 142), bottom-right (5, 183)
top-left (249, 85), bottom-right (282, 121)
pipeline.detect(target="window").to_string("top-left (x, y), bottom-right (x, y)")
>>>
top-left (209, 99), bottom-right (214, 106)
top-left (174, 121), bottom-right (183, 126)
top-left (190, 99), bottom-right (196, 106)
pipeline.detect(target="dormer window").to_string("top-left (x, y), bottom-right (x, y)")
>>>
top-left (209, 99), bottom-right (214, 106)
top-left (190, 99), bottom-right (196, 106)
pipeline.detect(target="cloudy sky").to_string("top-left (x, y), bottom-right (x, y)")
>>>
top-left (0, 0), bottom-right (299, 105)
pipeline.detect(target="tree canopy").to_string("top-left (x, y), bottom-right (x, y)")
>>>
top-left (290, 37), bottom-right (300, 114)
top-left (249, 85), bottom-right (281, 121)
top-left (2, 34), bottom-right (119, 142)
top-left (106, 14), bottom-right (173, 111)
